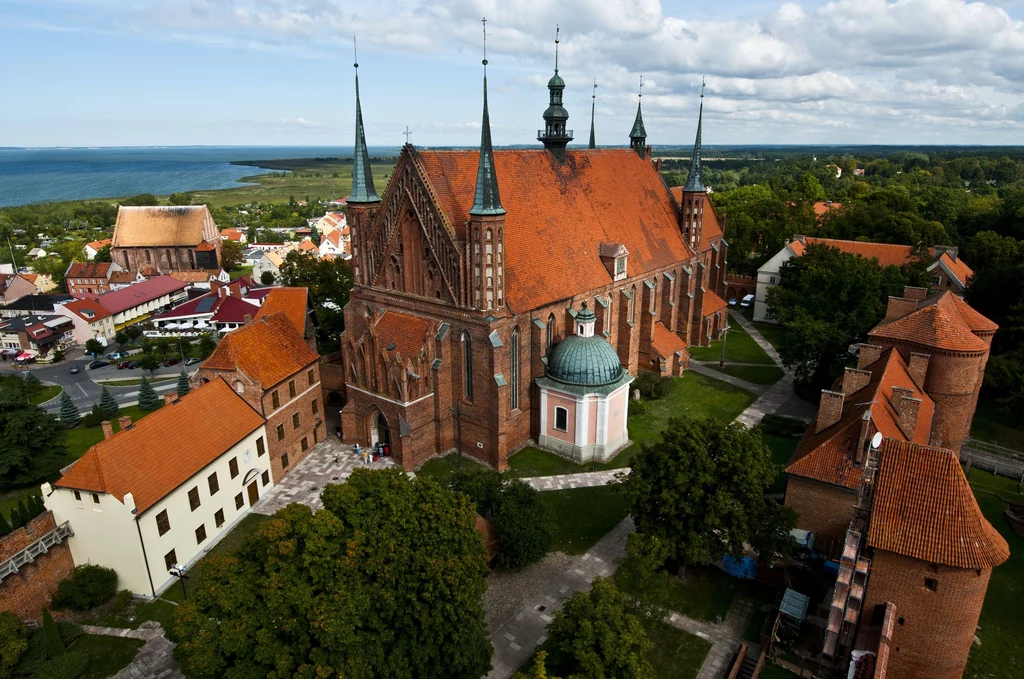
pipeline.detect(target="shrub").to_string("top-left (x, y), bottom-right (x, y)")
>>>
top-left (628, 398), bottom-right (648, 418)
top-left (0, 611), bottom-right (28, 679)
top-left (55, 622), bottom-right (82, 648)
top-left (51, 565), bottom-right (118, 611)
top-left (80, 404), bottom-right (107, 429)
top-left (449, 467), bottom-right (503, 516)
top-left (633, 372), bottom-right (672, 400)
top-left (35, 651), bottom-right (89, 679)
top-left (24, 372), bottom-right (41, 388)
top-left (758, 414), bottom-right (808, 438)
top-left (113, 589), bottom-right (133, 613)
top-left (494, 480), bottom-right (553, 570)
top-left (41, 610), bottom-right (64, 659)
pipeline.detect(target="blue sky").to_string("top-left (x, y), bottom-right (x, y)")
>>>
top-left (3, 0), bottom-right (1024, 147)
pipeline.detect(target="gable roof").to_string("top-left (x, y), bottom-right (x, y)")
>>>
top-left (928, 252), bottom-right (974, 287)
top-left (86, 238), bottom-right (112, 251)
top-left (202, 311), bottom-right (319, 388)
top-left (701, 290), bottom-right (729, 318)
top-left (869, 290), bottom-right (996, 352)
top-left (321, 230), bottom-right (343, 248)
top-left (113, 205), bottom-right (215, 248)
top-left (254, 288), bottom-right (309, 337)
top-left (869, 439), bottom-right (1009, 569)
top-left (800, 237), bottom-right (918, 269)
top-left (60, 298), bottom-right (113, 322)
top-left (413, 148), bottom-right (693, 311)
top-left (373, 310), bottom-right (433, 361)
top-left (651, 321), bottom-right (686, 360)
top-left (96, 276), bottom-right (188, 314)
top-left (55, 378), bottom-right (265, 514)
top-left (66, 262), bottom-right (115, 279)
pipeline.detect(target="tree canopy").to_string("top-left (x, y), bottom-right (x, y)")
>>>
top-left (166, 469), bottom-right (492, 679)
top-left (278, 251), bottom-right (354, 353)
top-left (0, 384), bottom-right (68, 489)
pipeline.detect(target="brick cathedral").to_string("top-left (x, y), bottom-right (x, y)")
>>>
top-left (339, 56), bottom-right (728, 470)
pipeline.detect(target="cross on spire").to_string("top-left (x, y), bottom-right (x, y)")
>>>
top-left (629, 74), bottom-right (647, 154)
top-left (403, 126), bottom-right (412, 145)
top-left (482, 16), bottom-right (488, 70)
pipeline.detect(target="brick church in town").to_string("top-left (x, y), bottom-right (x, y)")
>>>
top-left (338, 55), bottom-right (728, 470)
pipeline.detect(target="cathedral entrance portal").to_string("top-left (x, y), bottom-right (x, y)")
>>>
top-left (370, 409), bottom-right (391, 450)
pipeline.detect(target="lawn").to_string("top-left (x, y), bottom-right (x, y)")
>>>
top-left (541, 485), bottom-right (631, 555)
top-left (84, 597), bottom-right (179, 629)
top-left (968, 468), bottom-right (1024, 505)
top-left (94, 376), bottom-right (176, 388)
top-left (970, 401), bottom-right (1024, 450)
top-left (688, 321), bottom-right (775, 365)
top-left (764, 434), bottom-right (799, 494)
top-left (30, 385), bottom-right (62, 404)
top-left (415, 453), bottom-right (491, 483)
top-left (751, 322), bottom-right (785, 354)
top-left (0, 486), bottom-right (41, 524)
top-left (964, 491), bottom-right (1024, 679)
top-left (71, 634), bottom-right (145, 679)
top-left (710, 364), bottom-right (785, 385)
top-left (643, 617), bottom-right (711, 678)
top-left (66, 403), bottom-right (164, 460)
top-left (229, 265), bottom-right (254, 280)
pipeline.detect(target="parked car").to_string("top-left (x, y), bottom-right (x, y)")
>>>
top-left (127, 361), bottom-right (137, 369)
top-left (88, 360), bottom-right (109, 370)
top-left (163, 358), bottom-right (180, 367)
top-left (69, 367), bottom-right (80, 374)
top-left (728, 297), bottom-right (738, 306)
top-left (117, 361), bottom-right (132, 370)
top-left (184, 357), bottom-right (202, 366)
top-left (740, 294), bottom-right (755, 308)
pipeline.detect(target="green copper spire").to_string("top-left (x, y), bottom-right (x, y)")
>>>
top-left (349, 49), bottom-right (380, 204)
top-left (471, 20), bottom-right (504, 216)
top-left (629, 76), bottom-right (646, 154)
top-left (683, 78), bottom-right (706, 193)
top-left (588, 79), bottom-right (597, 149)
top-left (538, 26), bottom-right (573, 160)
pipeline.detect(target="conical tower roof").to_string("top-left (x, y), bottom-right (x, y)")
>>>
top-left (683, 85), bottom-right (706, 193)
top-left (588, 80), bottom-right (597, 149)
top-left (350, 67), bottom-right (380, 204)
top-left (471, 70), bottom-right (504, 216)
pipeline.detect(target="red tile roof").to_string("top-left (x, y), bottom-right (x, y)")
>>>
top-left (61, 298), bottom-right (113, 322)
top-left (869, 291), bottom-right (995, 352)
top-left (210, 296), bottom-right (260, 324)
top-left (96, 276), bottom-right (188, 314)
top-left (651, 321), bottom-right (687, 360)
top-left (936, 252), bottom-right (974, 286)
top-left (414, 148), bottom-right (693, 311)
top-left (869, 439), bottom-right (1009, 569)
top-left (801, 237), bottom-right (918, 268)
top-left (813, 201), bottom-right (842, 217)
top-left (373, 310), bottom-right (433, 361)
top-left (220, 228), bottom-right (244, 242)
top-left (701, 290), bottom-right (729, 318)
top-left (55, 379), bottom-right (265, 514)
top-left (195, 240), bottom-right (217, 252)
top-left (202, 311), bottom-right (319, 388)
top-left (86, 238), bottom-right (112, 251)
top-left (66, 262), bottom-right (115, 279)
top-left (254, 288), bottom-right (309, 337)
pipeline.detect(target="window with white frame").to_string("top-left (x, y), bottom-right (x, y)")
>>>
top-left (554, 407), bottom-right (568, 432)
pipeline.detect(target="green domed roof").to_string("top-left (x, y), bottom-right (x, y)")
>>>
top-left (548, 71), bottom-right (565, 88)
top-left (547, 335), bottom-right (623, 386)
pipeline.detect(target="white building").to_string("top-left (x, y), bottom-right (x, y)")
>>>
top-left (43, 379), bottom-right (272, 597)
top-left (319, 227), bottom-right (351, 259)
top-left (253, 247), bottom-right (293, 283)
top-left (753, 240), bottom-right (806, 323)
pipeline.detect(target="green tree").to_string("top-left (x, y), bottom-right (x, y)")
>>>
top-left (124, 326), bottom-right (142, 342)
top-left (197, 334), bottom-right (216, 359)
top-left (137, 377), bottom-right (159, 411)
top-left (120, 194), bottom-right (158, 207)
top-left (512, 652), bottom-right (562, 679)
top-left (155, 338), bottom-right (173, 358)
top-left (114, 331), bottom-right (128, 347)
top-left (278, 250), bottom-right (354, 352)
top-left (493, 480), bottom-right (554, 570)
top-left (766, 242), bottom-right (909, 388)
top-left (41, 610), bottom-right (64, 659)
top-left (166, 469), bottom-right (492, 679)
top-left (221, 239), bottom-right (243, 271)
top-left (99, 387), bottom-right (119, 418)
top-left (0, 611), bottom-right (28, 679)
top-left (84, 339), bottom-right (104, 358)
top-left (0, 387), bottom-right (68, 489)
top-left (136, 354), bottom-right (161, 375)
top-left (94, 244), bottom-right (112, 262)
top-left (52, 349), bottom-right (64, 363)
top-left (23, 372), bottom-right (40, 390)
top-left (176, 370), bottom-right (190, 398)
top-left (58, 391), bottom-right (80, 428)
top-left (259, 270), bottom-right (275, 285)
top-left (168, 192), bottom-right (192, 206)
top-left (547, 578), bottom-right (653, 679)
top-left (0, 514), bottom-right (10, 537)
top-left (622, 416), bottom-right (795, 570)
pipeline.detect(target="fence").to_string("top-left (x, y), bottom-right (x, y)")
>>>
top-left (961, 438), bottom-right (1024, 481)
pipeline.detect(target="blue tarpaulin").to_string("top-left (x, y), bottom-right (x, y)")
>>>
top-left (722, 555), bottom-right (758, 579)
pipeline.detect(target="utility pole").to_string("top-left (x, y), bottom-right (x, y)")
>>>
top-left (719, 324), bottom-right (730, 368)
top-left (6, 237), bottom-right (16, 271)
top-left (450, 402), bottom-right (463, 470)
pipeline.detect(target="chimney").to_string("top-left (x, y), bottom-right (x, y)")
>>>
top-left (902, 286), bottom-right (929, 302)
top-left (891, 387), bottom-right (922, 440)
top-left (163, 392), bottom-right (177, 406)
top-left (101, 420), bottom-right (113, 439)
top-left (816, 390), bottom-right (845, 433)
top-left (842, 368), bottom-right (872, 395)
top-left (884, 297), bottom-right (919, 322)
top-left (858, 343), bottom-right (883, 369)
top-left (907, 352), bottom-right (930, 387)
top-left (243, 314), bottom-right (253, 324)
top-left (118, 415), bottom-right (132, 431)
top-left (855, 410), bottom-right (872, 466)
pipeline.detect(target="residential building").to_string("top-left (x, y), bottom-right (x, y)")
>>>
top-left (57, 275), bottom-right (189, 345)
top-left (65, 261), bottom-right (123, 295)
top-left (83, 238), bottom-right (112, 260)
top-left (0, 294), bottom-right (75, 319)
top-left (253, 287), bottom-right (317, 351)
top-left (319, 227), bottom-right (351, 258)
top-left (220, 228), bottom-right (247, 244)
top-left (56, 298), bottom-right (116, 345)
top-left (43, 379), bottom-right (271, 597)
top-left (313, 211), bottom-right (346, 236)
top-left (26, 248), bottom-right (47, 261)
top-left (0, 314), bottom-right (75, 356)
top-left (253, 248), bottom-right (292, 283)
top-left (0, 275), bottom-right (38, 307)
top-left (337, 61), bottom-right (726, 471)
top-left (167, 269), bottom-right (230, 289)
top-left (195, 313), bottom-right (322, 482)
top-left (111, 205), bottom-right (222, 273)
top-left (296, 239), bottom-right (319, 259)
top-left (925, 246), bottom-right (973, 295)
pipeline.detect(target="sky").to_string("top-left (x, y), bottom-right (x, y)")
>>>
top-left (3, 0), bottom-right (1024, 147)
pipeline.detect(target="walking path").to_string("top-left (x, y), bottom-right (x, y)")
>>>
top-left (667, 599), bottom-right (754, 679)
top-left (82, 624), bottom-right (182, 679)
top-left (728, 310), bottom-right (783, 365)
top-left (687, 362), bottom-right (771, 395)
top-left (518, 468), bottom-right (627, 491)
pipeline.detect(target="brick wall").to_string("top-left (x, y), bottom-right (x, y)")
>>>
top-left (784, 476), bottom-right (857, 558)
top-left (862, 550), bottom-right (991, 679)
top-left (0, 511), bottom-right (75, 622)
top-left (261, 364), bottom-right (324, 482)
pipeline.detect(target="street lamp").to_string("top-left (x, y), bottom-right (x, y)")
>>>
top-left (168, 564), bottom-right (189, 601)
top-left (719, 323), bottom-right (731, 368)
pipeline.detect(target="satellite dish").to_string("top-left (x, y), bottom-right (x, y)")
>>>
top-left (871, 432), bottom-right (884, 450)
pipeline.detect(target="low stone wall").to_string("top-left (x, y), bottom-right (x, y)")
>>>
top-left (0, 510), bottom-right (75, 621)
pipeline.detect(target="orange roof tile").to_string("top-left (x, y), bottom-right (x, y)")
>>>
top-left (66, 262), bottom-right (115, 279)
top-left (813, 201), bottom-right (841, 217)
top-left (414, 148), bottom-right (693, 312)
top-left (297, 240), bottom-right (319, 253)
top-left (55, 379), bottom-right (265, 514)
top-left (651, 321), bottom-right (687, 360)
top-left (373, 310), bottom-right (433, 361)
top-left (869, 439), bottom-right (1009, 569)
top-left (254, 288), bottom-right (309, 338)
top-left (788, 240), bottom-right (806, 257)
top-left (802, 237), bottom-right (918, 268)
top-left (869, 291), bottom-right (995, 352)
top-left (936, 252), bottom-right (974, 286)
top-left (195, 240), bottom-right (217, 252)
top-left (113, 206), bottom-right (215, 247)
top-left (86, 238), bottom-right (112, 250)
top-left (321, 230), bottom-right (342, 247)
top-left (701, 290), bottom-right (729, 318)
top-left (202, 312), bottom-right (319, 388)
top-left (61, 298), bottom-right (113, 322)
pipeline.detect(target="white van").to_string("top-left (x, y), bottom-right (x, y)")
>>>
top-left (740, 294), bottom-right (755, 309)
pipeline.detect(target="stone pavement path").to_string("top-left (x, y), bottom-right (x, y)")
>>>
top-left (728, 309), bottom-right (783, 365)
top-left (666, 598), bottom-right (754, 679)
top-left (688, 362), bottom-right (771, 394)
top-left (252, 439), bottom-right (398, 515)
top-left (83, 624), bottom-right (183, 679)
top-left (518, 468), bottom-right (627, 491)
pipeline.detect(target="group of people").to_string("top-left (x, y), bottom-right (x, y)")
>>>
top-left (351, 440), bottom-right (390, 465)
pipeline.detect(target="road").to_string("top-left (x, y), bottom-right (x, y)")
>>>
top-left (1, 355), bottom-right (204, 414)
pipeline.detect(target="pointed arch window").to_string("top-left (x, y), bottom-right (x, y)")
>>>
top-left (123, 251), bottom-right (130, 269)
top-left (462, 332), bottom-right (473, 401)
top-left (629, 285), bottom-right (636, 323)
top-left (165, 249), bottom-right (172, 269)
top-left (188, 249), bottom-right (195, 269)
top-left (510, 327), bottom-right (520, 411)
top-left (547, 313), bottom-right (555, 349)
top-left (145, 250), bottom-right (152, 265)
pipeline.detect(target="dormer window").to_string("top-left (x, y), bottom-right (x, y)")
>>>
top-left (599, 243), bottom-right (629, 282)
top-left (615, 257), bottom-right (627, 278)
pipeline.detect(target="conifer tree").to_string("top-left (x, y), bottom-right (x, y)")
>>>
top-left (0, 513), bottom-right (10, 537)
top-left (99, 386), bottom-right (120, 418)
top-left (24, 371), bottom-right (40, 387)
top-left (16, 499), bottom-right (31, 524)
top-left (138, 376), bottom-right (159, 411)
top-left (41, 609), bottom-right (65, 658)
top-left (7, 505), bottom-right (22, 530)
top-left (58, 391), bottom-right (81, 428)
top-left (177, 370), bottom-right (191, 398)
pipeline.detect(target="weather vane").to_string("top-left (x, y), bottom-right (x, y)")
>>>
top-left (482, 16), bottom-right (488, 69)
top-left (554, 25), bottom-right (560, 71)
top-left (638, 74), bottom-right (643, 99)
top-left (403, 126), bottom-right (412, 145)
top-left (353, 36), bottom-right (358, 69)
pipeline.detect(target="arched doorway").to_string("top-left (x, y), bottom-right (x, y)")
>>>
top-left (370, 409), bottom-right (391, 449)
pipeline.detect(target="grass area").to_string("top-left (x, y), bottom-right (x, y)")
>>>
top-left (184, 159), bottom-right (396, 208)
top-left (541, 485), bottom-right (631, 555)
top-left (689, 321), bottom-right (775, 364)
top-left (710, 364), bottom-right (785, 385)
top-left (71, 634), bottom-right (145, 679)
top-left (764, 434), bottom-right (800, 494)
top-left (0, 487), bottom-right (42, 523)
top-left (964, 491), bottom-right (1024, 679)
top-left (94, 376), bottom-right (176, 387)
top-left (505, 446), bottom-right (598, 478)
top-left (968, 468), bottom-right (1024, 505)
top-left (615, 563), bottom-right (775, 622)
top-left (970, 401), bottom-right (1024, 450)
top-left (29, 385), bottom-right (62, 404)
top-left (229, 265), bottom-right (253, 280)
top-left (643, 617), bottom-right (711, 678)
top-left (414, 453), bottom-right (492, 484)
top-left (81, 597), bottom-right (178, 629)
top-left (751, 322), bottom-right (785, 353)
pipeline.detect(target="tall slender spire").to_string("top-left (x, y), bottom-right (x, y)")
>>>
top-left (538, 25), bottom-right (573, 160)
top-left (588, 80), bottom-right (597, 149)
top-left (683, 77), bottom-right (706, 193)
top-left (471, 18), bottom-right (504, 216)
top-left (629, 75), bottom-right (646, 155)
top-left (349, 38), bottom-right (380, 204)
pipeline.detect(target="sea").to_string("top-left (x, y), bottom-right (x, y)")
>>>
top-left (0, 146), bottom-right (399, 208)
